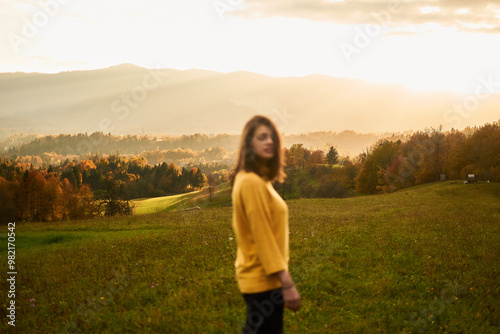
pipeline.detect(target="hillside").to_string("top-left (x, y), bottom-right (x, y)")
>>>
top-left (132, 178), bottom-right (499, 216)
top-left (2, 181), bottom-right (498, 333)
top-left (1, 64), bottom-right (499, 139)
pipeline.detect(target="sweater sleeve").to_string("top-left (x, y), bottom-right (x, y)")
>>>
top-left (240, 175), bottom-right (287, 275)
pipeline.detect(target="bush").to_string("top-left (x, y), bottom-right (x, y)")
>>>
top-left (316, 180), bottom-right (349, 198)
top-left (299, 182), bottom-right (316, 198)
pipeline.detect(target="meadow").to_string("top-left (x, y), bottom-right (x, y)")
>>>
top-left (1, 181), bottom-right (499, 333)
top-left (131, 182), bottom-right (233, 215)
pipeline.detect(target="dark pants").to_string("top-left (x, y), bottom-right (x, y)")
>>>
top-left (242, 288), bottom-right (284, 334)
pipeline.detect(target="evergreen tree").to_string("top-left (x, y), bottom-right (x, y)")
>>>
top-left (326, 146), bottom-right (339, 165)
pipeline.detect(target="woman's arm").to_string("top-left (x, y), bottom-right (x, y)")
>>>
top-left (239, 175), bottom-right (288, 275)
top-left (273, 270), bottom-right (301, 311)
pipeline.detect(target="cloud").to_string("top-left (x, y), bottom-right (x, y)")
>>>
top-left (233, 0), bottom-right (500, 34)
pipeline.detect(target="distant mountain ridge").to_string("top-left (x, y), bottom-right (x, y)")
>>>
top-left (3, 130), bottom-right (398, 158)
top-left (1, 63), bottom-right (498, 139)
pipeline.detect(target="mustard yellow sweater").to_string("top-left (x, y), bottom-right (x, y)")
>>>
top-left (231, 170), bottom-right (289, 293)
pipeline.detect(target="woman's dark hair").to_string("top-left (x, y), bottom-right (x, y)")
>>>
top-left (230, 115), bottom-right (286, 187)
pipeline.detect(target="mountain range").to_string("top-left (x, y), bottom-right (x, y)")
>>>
top-left (1, 63), bottom-right (498, 138)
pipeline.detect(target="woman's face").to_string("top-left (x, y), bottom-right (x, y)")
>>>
top-left (251, 125), bottom-right (274, 161)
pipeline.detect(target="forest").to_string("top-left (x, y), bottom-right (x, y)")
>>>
top-left (1, 130), bottom-right (399, 163)
top-left (0, 156), bottom-right (208, 222)
top-left (274, 122), bottom-right (499, 198)
top-left (0, 121), bottom-right (498, 223)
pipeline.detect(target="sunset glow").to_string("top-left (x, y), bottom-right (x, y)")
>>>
top-left (1, 0), bottom-right (499, 95)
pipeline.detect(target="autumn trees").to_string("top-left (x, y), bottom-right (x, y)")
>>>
top-left (355, 140), bottom-right (401, 194)
top-left (278, 144), bottom-right (355, 199)
top-left (0, 155), bottom-right (207, 223)
top-left (0, 176), bottom-right (17, 223)
top-left (1, 121), bottom-right (498, 222)
top-left (355, 121), bottom-right (500, 194)
top-left (282, 121), bottom-right (500, 198)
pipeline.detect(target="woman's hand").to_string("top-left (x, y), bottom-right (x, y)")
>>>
top-left (273, 270), bottom-right (301, 311)
top-left (282, 285), bottom-right (301, 311)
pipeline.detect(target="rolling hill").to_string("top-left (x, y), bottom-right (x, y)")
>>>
top-left (5, 181), bottom-right (499, 333)
top-left (1, 64), bottom-right (499, 139)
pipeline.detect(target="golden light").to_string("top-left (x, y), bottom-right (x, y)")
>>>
top-left (419, 7), bottom-right (441, 14)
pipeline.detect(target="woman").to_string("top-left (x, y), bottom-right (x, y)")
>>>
top-left (230, 115), bottom-right (301, 333)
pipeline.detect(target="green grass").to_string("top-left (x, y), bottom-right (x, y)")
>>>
top-left (1, 182), bottom-right (499, 333)
top-left (131, 182), bottom-right (232, 214)
top-left (132, 192), bottom-right (197, 214)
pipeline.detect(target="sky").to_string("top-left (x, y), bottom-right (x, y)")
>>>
top-left (1, 0), bottom-right (500, 95)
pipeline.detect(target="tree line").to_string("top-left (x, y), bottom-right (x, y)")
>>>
top-left (275, 144), bottom-right (358, 199)
top-left (356, 122), bottom-right (500, 194)
top-left (274, 122), bottom-right (499, 198)
top-left (3, 130), bottom-right (400, 162)
top-left (0, 155), bottom-right (207, 223)
top-left (1, 121), bottom-right (497, 222)
top-left (5, 132), bottom-right (237, 156)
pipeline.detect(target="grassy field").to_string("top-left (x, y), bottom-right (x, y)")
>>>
top-left (1, 181), bottom-right (499, 333)
top-left (131, 182), bottom-right (233, 214)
